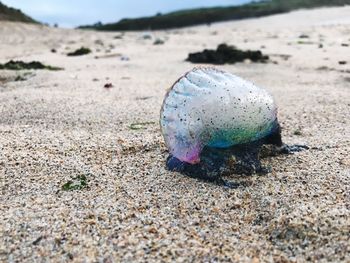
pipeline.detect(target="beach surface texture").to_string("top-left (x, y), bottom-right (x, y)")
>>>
top-left (0, 6), bottom-right (349, 262)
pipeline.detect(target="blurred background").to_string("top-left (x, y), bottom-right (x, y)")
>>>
top-left (2, 0), bottom-right (350, 30)
top-left (1, 0), bottom-right (251, 27)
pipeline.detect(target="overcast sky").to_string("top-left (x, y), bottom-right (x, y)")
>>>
top-left (2, 0), bottom-right (252, 27)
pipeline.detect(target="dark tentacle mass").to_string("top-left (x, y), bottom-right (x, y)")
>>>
top-left (166, 126), bottom-right (308, 188)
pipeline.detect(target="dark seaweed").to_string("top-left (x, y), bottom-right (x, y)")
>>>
top-left (0, 60), bottom-right (62, 71)
top-left (67, 47), bottom-right (92, 56)
top-left (186, 44), bottom-right (269, 65)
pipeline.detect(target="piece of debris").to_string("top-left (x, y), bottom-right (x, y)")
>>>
top-left (186, 44), bottom-right (269, 64)
top-left (136, 96), bottom-right (152, 100)
top-left (104, 83), bottom-right (113, 89)
top-left (293, 130), bottom-right (302, 136)
top-left (341, 43), bottom-right (349, 47)
top-left (51, 49), bottom-right (57, 53)
top-left (14, 75), bottom-right (26, 81)
top-left (95, 53), bottom-right (122, 59)
top-left (61, 175), bottom-right (88, 191)
top-left (67, 47), bottom-right (92, 56)
top-left (339, 61), bottom-right (347, 65)
top-left (297, 41), bottom-right (314, 45)
top-left (0, 60), bottom-right (62, 71)
top-left (299, 34), bottom-right (309, 39)
top-left (32, 236), bottom-right (43, 245)
top-left (270, 54), bottom-right (291, 61)
top-left (129, 122), bottom-right (155, 130)
top-left (154, 38), bottom-right (165, 45)
top-left (142, 33), bottom-right (153, 40)
top-left (120, 56), bottom-right (130, 61)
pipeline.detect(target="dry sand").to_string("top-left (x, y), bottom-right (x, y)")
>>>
top-left (0, 6), bottom-right (349, 262)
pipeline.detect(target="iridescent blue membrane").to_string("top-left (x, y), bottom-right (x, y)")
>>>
top-left (160, 67), bottom-right (278, 164)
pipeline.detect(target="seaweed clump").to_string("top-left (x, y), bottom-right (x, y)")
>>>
top-left (67, 47), bottom-right (92, 56)
top-left (0, 60), bottom-right (62, 71)
top-left (186, 44), bottom-right (269, 64)
top-left (61, 175), bottom-right (88, 191)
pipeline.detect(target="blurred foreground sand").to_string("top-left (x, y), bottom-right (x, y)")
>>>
top-left (0, 6), bottom-right (349, 262)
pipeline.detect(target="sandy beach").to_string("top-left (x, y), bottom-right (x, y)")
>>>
top-left (0, 6), bottom-right (349, 262)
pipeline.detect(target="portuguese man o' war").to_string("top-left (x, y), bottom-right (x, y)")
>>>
top-left (160, 67), bottom-right (308, 186)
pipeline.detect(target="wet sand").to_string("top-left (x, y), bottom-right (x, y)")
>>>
top-left (0, 6), bottom-right (349, 262)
